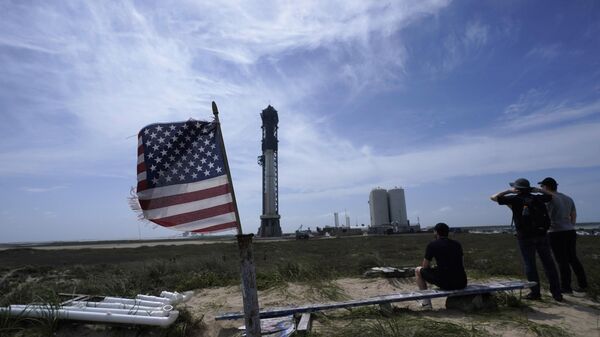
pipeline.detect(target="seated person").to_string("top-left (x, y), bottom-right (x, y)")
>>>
top-left (415, 222), bottom-right (467, 308)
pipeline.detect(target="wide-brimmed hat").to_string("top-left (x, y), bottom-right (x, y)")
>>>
top-left (509, 178), bottom-right (531, 189)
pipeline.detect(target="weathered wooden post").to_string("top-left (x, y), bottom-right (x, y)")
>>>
top-left (212, 101), bottom-right (261, 337)
top-left (237, 234), bottom-right (261, 336)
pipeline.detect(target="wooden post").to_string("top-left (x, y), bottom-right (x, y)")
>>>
top-left (237, 234), bottom-right (261, 336)
top-left (212, 101), bottom-right (261, 337)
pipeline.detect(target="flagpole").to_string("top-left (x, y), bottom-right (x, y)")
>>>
top-left (212, 101), bottom-right (261, 337)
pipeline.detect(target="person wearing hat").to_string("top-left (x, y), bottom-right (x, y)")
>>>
top-left (491, 178), bottom-right (562, 301)
top-left (415, 222), bottom-right (467, 309)
top-left (538, 177), bottom-right (588, 293)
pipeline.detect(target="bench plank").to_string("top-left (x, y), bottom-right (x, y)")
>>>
top-left (215, 281), bottom-right (535, 320)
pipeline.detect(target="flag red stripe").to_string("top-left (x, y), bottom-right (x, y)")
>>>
top-left (137, 180), bottom-right (148, 191)
top-left (138, 145), bottom-right (144, 156)
top-left (190, 222), bottom-right (238, 233)
top-left (137, 162), bottom-right (146, 174)
top-left (139, 184), bottom-right (230, 210)
top-left (151, 203), bottom-right (235, 227)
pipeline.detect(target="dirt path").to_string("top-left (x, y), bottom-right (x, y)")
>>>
top-left (184, 277), bottom-right (599, 337)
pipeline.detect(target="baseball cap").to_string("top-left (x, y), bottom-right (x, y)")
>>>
top-left (509, 178), bottom-right (531, 189)
top-left (538, 177), bottom-right (558, 189)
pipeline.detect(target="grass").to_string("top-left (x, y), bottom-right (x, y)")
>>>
top-left (313, 310), bottom-right (490, 337)
top-left (0, 233), bottom-right (597, 336)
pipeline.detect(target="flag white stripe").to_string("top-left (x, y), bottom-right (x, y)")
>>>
top-left (142, 194), bottom-right (233, 219)
top-left (138, 137), bottom-right (143, 147)
top-left (169, 212), bottom-right (236, 232)
top-left (137, 172), bottom-right (147, 181)
top-left (137, 175), bottom-right (229, 200)
top-left (138, 154), bottom-right (144, 165)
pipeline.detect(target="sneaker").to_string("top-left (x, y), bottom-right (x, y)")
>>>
top-left (553, 294), bottom-right (564, 302)
top-left (523, 292), bottom-right (541, 300)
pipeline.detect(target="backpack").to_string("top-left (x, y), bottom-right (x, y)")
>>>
top-left (519, 195), bottom-right (551, 235)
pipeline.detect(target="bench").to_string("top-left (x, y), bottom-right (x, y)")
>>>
top-left (215, 280), bottom-right (535, 320)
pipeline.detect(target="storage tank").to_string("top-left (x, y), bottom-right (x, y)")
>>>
top-left (388, 187), bottom-right (408, 226)
top-left (369, 188), bottom-right (390, 227)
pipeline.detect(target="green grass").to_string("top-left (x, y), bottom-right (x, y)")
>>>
top-left (0, 233), bottom-right (597, 336)
top-left (314, 310), bottom-right (490, 337)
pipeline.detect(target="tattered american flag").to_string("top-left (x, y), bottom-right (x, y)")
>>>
top-left (136, 120), bottom-right (238, 233)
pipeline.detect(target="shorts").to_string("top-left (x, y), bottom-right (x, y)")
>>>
top-left (420, 267), bottom-right (466, 290)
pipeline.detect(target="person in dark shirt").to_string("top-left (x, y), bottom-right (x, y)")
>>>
top-left (415, 222), bottom-right (467, 308)
top-left (538, 177), bottom-right (587, 293)
top-left (491, 178), bottom-right (562, 301)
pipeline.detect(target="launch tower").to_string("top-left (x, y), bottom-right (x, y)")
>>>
top-left (257, 106), bottom-right (282, 236)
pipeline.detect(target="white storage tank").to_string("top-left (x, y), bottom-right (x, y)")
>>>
top-left (369, 188), bottom-right (390, 227)
top-left (388, 187), bottom-right (408, 226)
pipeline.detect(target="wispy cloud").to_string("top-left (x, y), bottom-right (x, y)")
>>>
top-left (21, 186), bottom-right (67, 193)
top-left (429, 19), bottom-right (490, 73)
top-left (0, 0), bottom-right (451, 178)
top-left (502, 95), bottom-right (600, 130)
top-left (464, 20), bottom-right (489, 48)
top-left (526, 44), bottom-right (561, 59)
top-left (278, 112), bottom-right (600, 202)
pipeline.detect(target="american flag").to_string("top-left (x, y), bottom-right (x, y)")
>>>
top-left (136, 120), bottom-right (238, 233)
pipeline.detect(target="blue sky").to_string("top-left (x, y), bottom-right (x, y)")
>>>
top-left (1, 0), bottom-right (599, 242)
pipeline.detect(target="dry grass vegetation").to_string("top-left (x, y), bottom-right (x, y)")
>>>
top-left (0, 233), bottom-right (598, 336)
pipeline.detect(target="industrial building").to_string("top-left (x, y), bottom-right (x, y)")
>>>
top-left (368, 187), bottom-right (420, 234)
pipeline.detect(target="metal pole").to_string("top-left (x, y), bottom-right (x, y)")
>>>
top-left (211, 101), bottom-right (261, 337)
top-left (211, 101), bottom-right (243, 236)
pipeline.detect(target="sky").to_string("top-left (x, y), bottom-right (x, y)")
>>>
top-left (1, 0), bottom-right (599, 243)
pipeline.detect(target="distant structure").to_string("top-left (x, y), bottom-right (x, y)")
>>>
top-left (368, 187), bottom-right (418, 234)
top-left (368, 188), bottom-right (390, 227)
top-left (257, 106), bottom-right (282, 237)
top-left (388, 187), bottom-right (408, 226)
top-left (334, 212), bottom-right (339, 227)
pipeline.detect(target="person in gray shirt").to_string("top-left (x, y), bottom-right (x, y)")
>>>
top-left (538, 177), bottom-right (588, 293)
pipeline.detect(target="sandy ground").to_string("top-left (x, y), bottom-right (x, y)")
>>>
top-left (186, 277), bottom-right (600, 337)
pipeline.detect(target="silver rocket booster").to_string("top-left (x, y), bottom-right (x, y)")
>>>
top-left (257, 106), bottom-right (282, 237)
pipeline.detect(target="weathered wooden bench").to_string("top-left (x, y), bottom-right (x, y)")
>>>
top-left (215, 280), bottom-right (535, 320)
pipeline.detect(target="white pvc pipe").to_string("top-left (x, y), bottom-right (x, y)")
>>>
top-left (0, 307), bottom-right (179, 327)
top-left (160, 291), bottom-right (192, 304)
top-left (102, 297), bottom-right (164, 307)
top-left (68, 301), bottom-right (170, 312)
top-left (136, 295), bottom-right (171, 304)
top-left (7, 305), bottom-right (171, 317)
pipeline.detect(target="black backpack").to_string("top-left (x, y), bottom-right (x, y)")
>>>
top-left (519, 195), bottom-right (551, 235)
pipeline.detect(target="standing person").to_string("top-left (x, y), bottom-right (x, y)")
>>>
top-left (491, 178), bottom-right (562, 301)
top-left (415, 222), bottom-right (467, 309)
top-left (538, 177), bottom-right (588, 293)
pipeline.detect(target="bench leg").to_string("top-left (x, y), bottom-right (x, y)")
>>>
top-left (379, 303), bottom-right (393, 316)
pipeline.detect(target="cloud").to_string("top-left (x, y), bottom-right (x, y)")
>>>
top-left (430, 19), bottom-right (490, 73)
top-left (0, 0), bottom-right (451, 177)
top-left (502, 98), bottom-right (600, 130)
top-left (464, 21), bottom-right (489, 48)
top-left (278, 115), bottom-right (600, 202)
top-left (438, 206), bottom-right (453, 212)
top-left (503, 88), bottom-right (547, 116)
top-left (526, 44), bottom-right (561, 59)
top-left (21, 186), bottom-right (67, 193)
